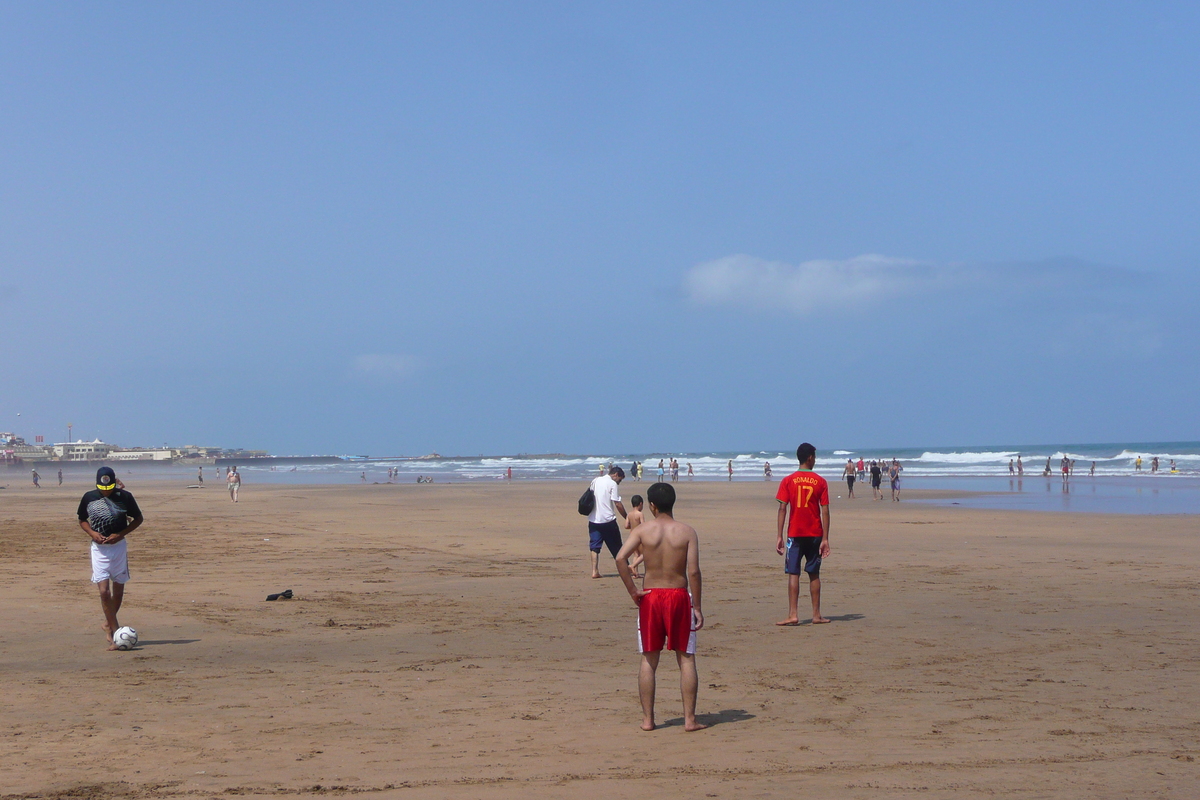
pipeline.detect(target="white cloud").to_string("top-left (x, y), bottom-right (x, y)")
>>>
top-left (351, 353), bottom-right (419, 380)
top-left (684, 253), bottom-right (939, 314)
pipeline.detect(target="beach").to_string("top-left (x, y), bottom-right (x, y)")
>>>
top-left (2, 479), bottom-right (1198, 799)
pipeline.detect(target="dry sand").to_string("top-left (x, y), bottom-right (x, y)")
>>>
top-left (1, 477), bottom-right (1198, 799)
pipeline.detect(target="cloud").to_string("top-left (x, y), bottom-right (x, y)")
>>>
top-left (350, 353), bottom-right (420, 380)
top-left (683, 253), bottom-right (1150, 316)
top-left (684, 254), bottom-right (939, 314)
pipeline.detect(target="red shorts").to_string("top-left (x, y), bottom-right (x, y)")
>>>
top-left (637, 587), bottom-right (696, 654)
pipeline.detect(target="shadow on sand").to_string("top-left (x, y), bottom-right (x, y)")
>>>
top-left (660, 708), bottom-right (755, 729)
top-left (137, 639), bottom-right (201, 647)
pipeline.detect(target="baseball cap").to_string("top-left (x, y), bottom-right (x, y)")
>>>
top-left (96, 466), bottom-right (118, 491)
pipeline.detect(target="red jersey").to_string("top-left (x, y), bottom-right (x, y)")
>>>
top-left (776, 469), bottom-right (829, 538)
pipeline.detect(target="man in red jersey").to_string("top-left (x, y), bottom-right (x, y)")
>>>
top-left (775, 442), bottom-right (831, 625)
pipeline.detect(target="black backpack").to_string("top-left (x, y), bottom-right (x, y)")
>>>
top-left (577, 485), bottom-right (596, 516)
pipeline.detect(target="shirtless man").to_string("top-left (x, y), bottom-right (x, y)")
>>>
top-left (615, 482), bottom-right (705, 733)
top-left (227, 466), bottom-right (241, 502)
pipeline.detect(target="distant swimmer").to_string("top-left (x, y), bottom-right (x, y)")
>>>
top-left (615, 482), bottom-right (705, 732)
top-left (587, 466), bottom-right (628, 579)
top-left (227, 466), bottom-right (241, 502)
top-left (870, 460), bottom-right (883, 500)
top-left (842, 459), bottom-right (856, 498)
top-left (1135, 456), bottom-right (1142, 472)
top-left (1090, 461), bottom-right (1096, 476)
top-left (775, 443), bottom-right (831, 625)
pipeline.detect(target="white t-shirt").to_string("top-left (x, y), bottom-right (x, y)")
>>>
top-left (588, 474), bottom-right (622, 524)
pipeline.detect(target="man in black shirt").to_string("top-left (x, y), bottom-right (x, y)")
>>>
top-left (78, 467), bottom-right (143, 649)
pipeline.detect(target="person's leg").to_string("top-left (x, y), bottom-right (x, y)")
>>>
top-left (776, 573), bottom-right (801, 625)
top-left (676, 652), bottom-right (707, 731)
top-left (809, 574), bottom-right (829, 623)
top-left (589, 523), bottom-right (603, 578)
top-left (639, 652), bottom-right (660, 731)
top-left (590, 550), bottom-right (601, 578)
top-left (98, 580), bottom-right (120, 644)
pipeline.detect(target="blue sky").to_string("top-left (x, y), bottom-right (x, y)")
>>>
top-left (3, 3), bottom-right (1199, 455)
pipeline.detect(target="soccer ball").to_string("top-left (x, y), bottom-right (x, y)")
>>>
top-left (113, 626), bottom-right (138, 650)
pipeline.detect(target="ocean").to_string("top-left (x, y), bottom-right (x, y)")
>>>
top-left (10, 442), bottom-right (1200, 514)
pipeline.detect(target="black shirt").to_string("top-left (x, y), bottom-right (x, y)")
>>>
top-left (77, 489), bottom-right (143, 536)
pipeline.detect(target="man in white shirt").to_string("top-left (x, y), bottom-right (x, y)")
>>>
top-left (588, 466), bottom-right (628, 578)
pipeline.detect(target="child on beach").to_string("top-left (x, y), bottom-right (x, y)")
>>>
top-left (625, 495), bottom-right (646, 577)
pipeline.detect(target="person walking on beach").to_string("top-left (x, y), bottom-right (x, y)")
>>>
top-left (727, 460), bottom-right (734, 481)
top-left (32, 468), bottom-right (40, 487)
top-left (197, 466), bottom-right (204, 485)
top-left (227, 466), bottom-right (241, 502)
top-left (58, 468), bottom-right (63, 486)
top-left (870, 460), bottom-right (883, 500)
top-left (687, 462), bottom-right (694, 479)
top-left (842, 458), bottom-right (856, 498)
top-left (78, 467), bottom-right (143, 650)
top-left (775, 443), bottom-right (831, 626)
top-left (889, 460), bottom-right (902, 501)
top-left (615, 482), bottom-right (705, 732)
top-left (624, 494), bottom-right (646, 578)
top-left (587, 466), bottom-right (628, 579)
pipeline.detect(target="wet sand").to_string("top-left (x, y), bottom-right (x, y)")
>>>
top-left (2, 479), bottom-right (1198, 799)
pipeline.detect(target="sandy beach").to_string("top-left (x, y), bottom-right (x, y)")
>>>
top-left (2, 478), bottom-right (1198, 799)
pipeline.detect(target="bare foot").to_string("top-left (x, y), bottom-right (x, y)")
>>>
top-left (106, 643), bottom-right (121, 651)
top-left (641, 720), bottom-right (655, 731)
top-left (684, 721), bottom-right (709, 732)
top-left (812, 616), bottom-right (831, 624)
top-left (775, 618), bottom-right (800, 626)
top-left (101, 623), bottom-right (114, 643)
top-left (591, 573), bottom-right (602, 579)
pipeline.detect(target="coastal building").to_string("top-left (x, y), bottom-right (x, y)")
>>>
top-left (52, 440), bottom-right (113, 461)
top-left (109, 448), bottom-right (173, 461)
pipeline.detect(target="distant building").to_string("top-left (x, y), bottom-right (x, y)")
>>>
top-left (109, 448), bottom-right (173, 461)
top-left (53, 440), bottom-right (113, 461)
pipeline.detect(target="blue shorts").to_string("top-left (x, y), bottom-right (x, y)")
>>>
top-left (784, 536), bottom-right (822, 578)
top-left (588, 520), bottom-right (622, 557)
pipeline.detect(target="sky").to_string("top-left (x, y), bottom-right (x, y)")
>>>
top-left (3, 2), bottom-right (1200, 456)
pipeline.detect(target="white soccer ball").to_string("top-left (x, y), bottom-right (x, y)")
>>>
top-left (113, 626), bottom-right (138, 650)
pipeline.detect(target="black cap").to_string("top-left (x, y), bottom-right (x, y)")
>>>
top-left (96, 466), bottom-right (117, 490)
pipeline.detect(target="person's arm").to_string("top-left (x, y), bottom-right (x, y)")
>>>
top-left (614, 531), bottom-right (647, 604)
top-left (687, 531), bottom-right (703, 630)
top-left (79, 519), bottom-right (106, 545)
top-left (776, 501), bottom-right (788, 555)
top-left (613, 499), bottom-right (627, 520)
top-left (819, 504), bottom-right (831, 557)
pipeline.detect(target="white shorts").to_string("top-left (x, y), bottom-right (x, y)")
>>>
top-left (91, 540), bottom-right (130, 584)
